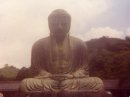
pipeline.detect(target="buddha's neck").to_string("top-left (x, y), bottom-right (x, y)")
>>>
top-left (56, 38), bottom-right (65, 45)
top-left (52, 35), bottom-right (68, 45)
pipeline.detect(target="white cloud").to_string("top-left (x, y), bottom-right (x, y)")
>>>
top-left (126, 27), bottom-right (130, 36)
top-left (74, 27), bottom-right (125, 41)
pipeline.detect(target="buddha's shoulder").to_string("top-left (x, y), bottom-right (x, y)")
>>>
top-left (32, 36), bottom-right (50, 47)
top-left (70, 36), bottom-right (86, 46)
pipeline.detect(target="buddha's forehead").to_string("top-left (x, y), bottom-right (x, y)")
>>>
top-left (48, 9), bottom-right (71, 21)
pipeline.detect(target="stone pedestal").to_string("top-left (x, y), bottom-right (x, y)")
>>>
top-left (16, 91), bottom-right (111, 97)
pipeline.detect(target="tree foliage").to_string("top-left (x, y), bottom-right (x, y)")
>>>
top-left (0, 64), bottom-right (19, 81)
top-left (87, 37), bottom-right (130, 79)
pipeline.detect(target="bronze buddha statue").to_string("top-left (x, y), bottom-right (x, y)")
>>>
top-left (20, 9), bottom-right (104, 93)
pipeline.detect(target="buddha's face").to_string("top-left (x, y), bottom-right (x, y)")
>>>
top-left (48, 11), bottom-right (71, 40)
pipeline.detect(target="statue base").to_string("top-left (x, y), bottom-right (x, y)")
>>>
top-left (16, 91), bottom-right (112, 97)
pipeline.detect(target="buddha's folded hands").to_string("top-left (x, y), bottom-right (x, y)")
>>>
top-left (72, 68), bottom-right (88, 78)
top-left (34, 70), bottom-right (52, 78)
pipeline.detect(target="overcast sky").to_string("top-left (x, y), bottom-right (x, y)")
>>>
top-left (0, 0), bottom-right (130, 68)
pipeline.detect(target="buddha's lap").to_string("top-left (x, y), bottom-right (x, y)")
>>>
top-left (20, 77), bottom-right (104, 92)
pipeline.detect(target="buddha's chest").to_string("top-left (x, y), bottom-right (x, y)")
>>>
top-left (50, 44), bottom-right (72, 74)
top-left (42, 40), bottom-right (82, 74)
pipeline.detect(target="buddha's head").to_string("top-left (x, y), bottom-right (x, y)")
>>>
top-left (48, 9), bottom-right (71, 41)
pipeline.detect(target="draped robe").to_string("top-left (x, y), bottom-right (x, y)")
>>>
top-left (20, 36), bottom-right (104, 92)
top-left (31, 35), bottom-right (89, 75)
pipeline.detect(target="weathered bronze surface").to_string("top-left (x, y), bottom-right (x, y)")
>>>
top-left (20, 9), bottom-right (104, 93)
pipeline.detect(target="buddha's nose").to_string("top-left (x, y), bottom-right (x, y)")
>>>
top-left (57, 23), bottom-right (63, 29)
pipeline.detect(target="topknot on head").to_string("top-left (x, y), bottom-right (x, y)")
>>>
top-left (48, 9), bottom-right (71, 21)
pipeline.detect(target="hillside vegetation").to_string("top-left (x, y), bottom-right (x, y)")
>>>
top-left (87, 36), bottom-right (130, 79)
top-left (0, 64), bottom-right (19, 81)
